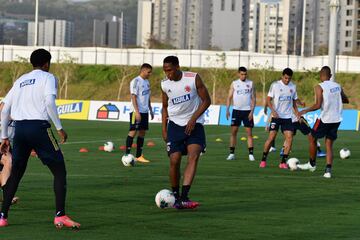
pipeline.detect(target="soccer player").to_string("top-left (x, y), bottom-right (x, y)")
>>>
top-left (297, 66), bottom-right (349, 178)
top-left (225, 67), bottom-right (256, 161)
top-left (0, 49), bottom-right (80, 228)
top-left (124, 63), bottom-right (154, 163)
top-left (161, 56), bottom-right (211, 209)
top-left (259, 68), bottom-right (299, 169)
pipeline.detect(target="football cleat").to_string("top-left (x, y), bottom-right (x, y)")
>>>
top-left (226, 153), bottom-right (235, 161)
top-left (278, 163), bottom-right (288, 169)
top-left (323, 172), bottom-right (331, 178)
top-left (317, 150), bottom-right (326, 158)
top-left (0, 217), bottom-right (8, 227)
top-left (297, 162), bottom-right (316, 172)
top-left (248, 154), bottom-right (255, 161)
top-left (269, 147), bottom-right (277, 152)
top-left (259, 161), bottom-right (267, 168)
top-left (135, 155), bottom-right (150, 163)
top-left (54, 215), bottom-right (80, 230)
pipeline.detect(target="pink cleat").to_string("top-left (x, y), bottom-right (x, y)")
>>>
top-left (279, 163), bottom-right (288, 169)
top-left (174, 199), bottom-right (199, 209)
top-left (54, 215), bottom-right (80, 230)
top-left (259, 161), bottom-right (267, 168)
top-left (0, 218), bottom-right (8, 227)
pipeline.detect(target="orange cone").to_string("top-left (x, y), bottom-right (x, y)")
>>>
top-left (147, 141), bottom-right (155, 147)
top-left (119, 145), bottom-right (126, 150)
top-left (79, 148), bottom-right (89, 153)
top-left (131, 143), bottom-right (137, 148)
top-left (98, 146), bottom-right (105, 151)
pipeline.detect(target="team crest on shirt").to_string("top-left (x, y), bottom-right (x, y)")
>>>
top-left (280, 89), bottom-right (283, 92)
top-left (246, 84), bottom-right (250, 88)
top-left (290, 89), bottom-right (293, 93)
top-left (185, 85), bottom-right (191, 92)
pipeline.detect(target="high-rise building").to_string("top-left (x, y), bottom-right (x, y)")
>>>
top-left (137, 0), bottom-right (153, 48)
top-left (27, 19), bottom-right (73, 47)
top-left (211, 0), bottom-right (249, 51)
top-left (93, 13), bottom-right (128, 48)
top-left (339, 0), bottom-right (360, 55)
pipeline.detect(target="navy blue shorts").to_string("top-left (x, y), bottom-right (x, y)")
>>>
top-left (311, 119), bottom-right (340, 141)
top-left (269, 118), bottom-right (294, 132)
top-left (129, 112), bottom-right (149, 131)
top-left (231, 110), bottom-right (254, 128)
top-left (12, 120), bottom-right (64, 167)
top-left (292, 117), bottom-right (311, 136)
top-left (166, 121), bottom-right (206, 156)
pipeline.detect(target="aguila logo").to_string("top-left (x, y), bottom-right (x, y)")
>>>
top-left (185, 85), bottom-right (191, 92)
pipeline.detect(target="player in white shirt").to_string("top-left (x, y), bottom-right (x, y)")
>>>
top-left (124, 63), bottom-right (154, 163)
top-left (0, 49), bottom-right (80, 228)
top-left (297, 66), bottom-right (349, 178)
top-left (161, 56), bottom-right (211, 209)
top-left (259, 68), bottom-right (300, 169)
top-left (225, 67), bottom-right (256, 161)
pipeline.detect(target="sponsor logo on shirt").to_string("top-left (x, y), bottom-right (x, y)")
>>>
top-left (142, 89), bottom-right (150, 96)
top-left (20, 79), bottom-right (35, 88)
top-left (330, 87), bottom-right (340, 93)
top-left (57, 102), bottom-right (83, 115)
top-left (236, 89), bottom-right (251, 95)
top-left (171, 94), bottom-right (191, 105)
top-left (278, 96), bottom-right (292, 101)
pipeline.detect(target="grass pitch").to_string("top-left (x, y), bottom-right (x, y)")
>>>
top-left (1, 120), bottom-right (359, 240)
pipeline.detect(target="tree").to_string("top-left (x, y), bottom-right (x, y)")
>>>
top-left (116, 66), bottom-right (138, 101)
top-left (252, 61), bottom-right (274, 107)
top-left (54, 54), bottom-right (78, 99)
top-left (9, 56), bottom-right (30, 83)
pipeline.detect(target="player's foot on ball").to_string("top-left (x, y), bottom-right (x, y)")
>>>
top-left (226, 153), bottom-right (235, 161)
top-left (248, 154), bottom-right (255, 161)
top-left (259, 161), bottom-right (267, 168)
top-left (135, 155), bottom-right (150, 163)
top-left (54, 215), bottom-right (80, 230)
top-left (317, 150), bottom-right (326, 158)
top-left (269, 147), bottom-right (277, 152)
top-left (297, 162), bottom-right (316, 172)
top-left (279, 163), bottom-right (288, 169)
top-left (0, 217), bottom-right (8, 227)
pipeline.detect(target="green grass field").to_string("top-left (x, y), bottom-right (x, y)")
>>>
top-left (1, 120), bottom-right (360, 240)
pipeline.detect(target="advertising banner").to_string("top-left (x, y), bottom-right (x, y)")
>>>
top-left (56, 100), bottom-right (90, 120)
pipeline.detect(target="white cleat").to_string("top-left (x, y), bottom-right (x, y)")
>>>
top-left (269, 147), bottom-right (277, 152)
top-left (248, 154), bottom-right (255, 161)
top-left (297, 162), bottom-right (316, 172)
top-left (226, 153), bottom-right (235, 161)
top-left (323, 172), bottom-right (331, 178)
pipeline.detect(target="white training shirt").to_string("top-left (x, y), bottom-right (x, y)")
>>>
top-left (130, 76), bottom-right (151, 113)
top-left (161, 71), bottom-right (204, 126)
top-left (232, 79), bottom-right (253, 111)
top-left (3, 69), bottom-right (58, 121)
top-left (267, 80), bottom-right (298, 119)
top-left (319, 80), bottom-right (343, 123)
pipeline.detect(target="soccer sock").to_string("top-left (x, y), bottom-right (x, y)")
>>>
top-left (271, 140), bottom-right (275, 148)
top-left (248, 147), bottom-right (254, 155)
top-left (125, 136), bottom-right (134, 154)
top-left (281, 154), bottom-right (289, 164)
top-left (230, 147), bottom-right (235, 154)
top-left (317, 146), bottom-right (322, 152)
top-left (181, 185), bottom-right (191, 201)
top-left (47, 161), bottom-right (67, 217)
top-left (136, 137), bottom-right (144, 158)
top-left (325, 164), bottom-right (332, 173)
top-left (309, 158), bottom-right (316, 167)
top-left (172, 186), bottom-right (180, 200)
top-left (261, 152), bottom-right (269, 162)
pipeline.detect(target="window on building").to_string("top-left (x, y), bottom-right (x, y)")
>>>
top-left (346, 30), bottom-right (352, 37)
top-left (345, 41), bottom-right (351, 47)
top-left (221, 0), bottom-right (225, 11)
top-left (347, 10), bottom-right (353, 16)
top-left (231, 0), bottom-right (235, 11)
top-left (346, 20), bottom-right (352, 26)
top-left (347, 0), bottom-right (353, 5)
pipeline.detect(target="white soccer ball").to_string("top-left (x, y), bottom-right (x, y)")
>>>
top-left (155, 189), bottom-right (175, 209)
top-left (287, 158), bottom-right (299, 171)
top-left (339, 148), bottom-right (351, 159)
top-left (104, 141), bottom-right (115, 152)
top-left (121, 154), bottom-right (135, 167)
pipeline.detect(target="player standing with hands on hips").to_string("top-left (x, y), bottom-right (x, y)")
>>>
top-left (0, 49), bottom-right (80, 229)
top-left (161, 56), bottom-right (211, 209)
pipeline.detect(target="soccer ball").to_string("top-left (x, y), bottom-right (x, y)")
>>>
top-left (339, 148), bottom-right (351, 159)
top-left (155, 189), bottom-right (175, 209)
top-left (104, 141), bottom-right (115, 152)
top-left (121, 154), bottom-right (135, 167)
top-left (287, 158), bottom-right (299, 171)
